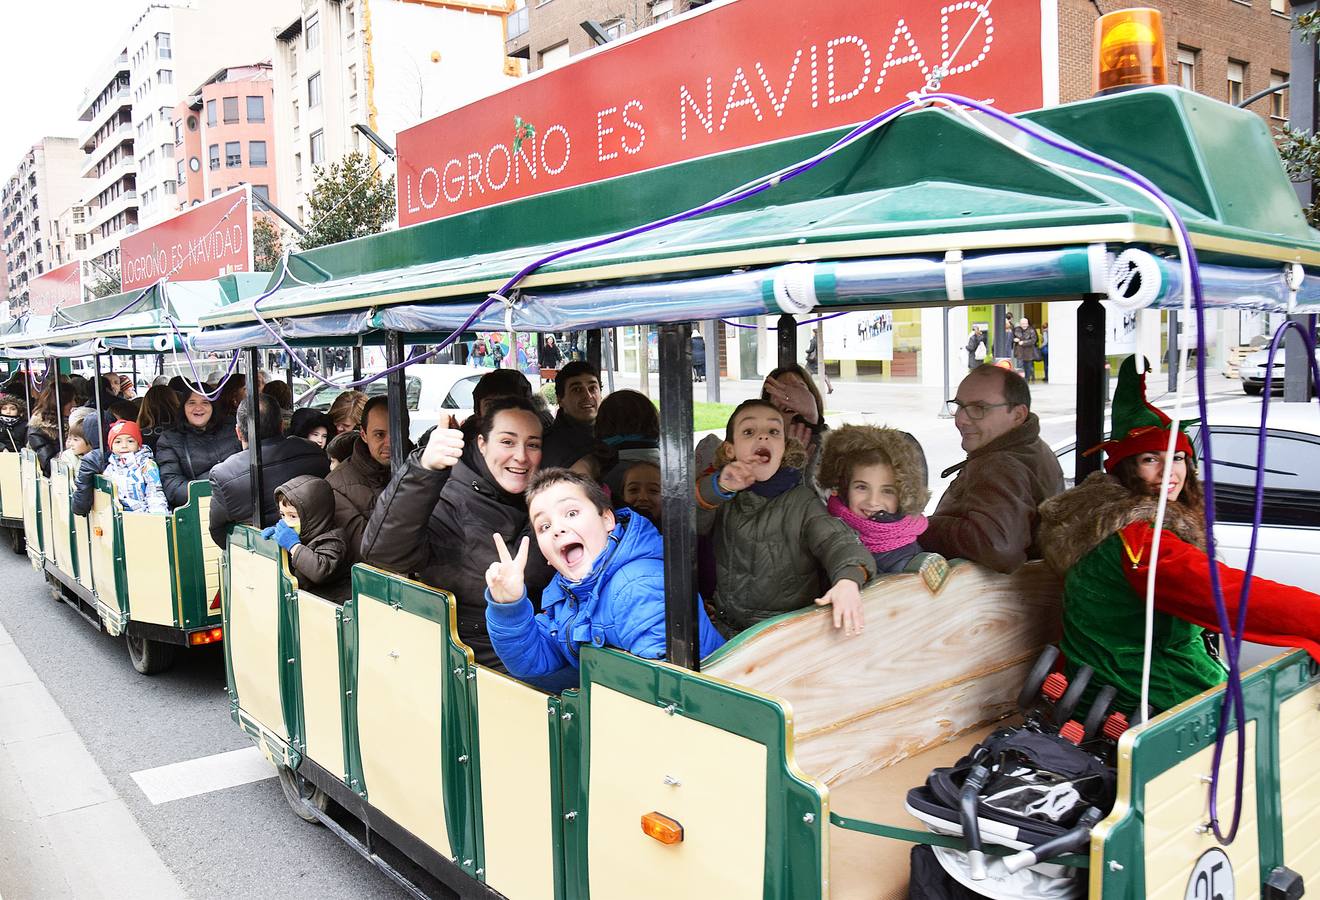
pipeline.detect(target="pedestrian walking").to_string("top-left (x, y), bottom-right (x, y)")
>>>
top-left (965, 324), bottom-right (988, 370)
top-left (1012, 317), bottom-right (1038, 383)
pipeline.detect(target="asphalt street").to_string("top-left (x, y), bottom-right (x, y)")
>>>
top-left (0, 546), bottom-right (413, 900)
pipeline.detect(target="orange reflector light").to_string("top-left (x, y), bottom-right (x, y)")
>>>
top-left (188, 626), bottom-right (225, 646)
top-left (641, 811), bottom-right (684, 845)
top-left (92, 526), bottom-right (103, 537)
top-left (1094, 8), bottom-right (1166, 95)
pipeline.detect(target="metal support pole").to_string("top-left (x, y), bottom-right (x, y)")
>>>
top-left (1167, 311), bottom-right (1180, 392)
top-left (384, 331), bottom-right (409, 471)
top-left (586, 329), bottom-right (602, 372)
top-left (658, 323), bottom-right (698, 670)
top-left (131, 354), bottom-right (138, 392)
top-left (994, 303), bottom-right (1009, 359)
top-left (940, 308), bottom-right (952, 418)
top-left (602, 329), bottom-right (616, 392)
top-left (286, 362), bottom-right (294, 389)
top-left (638, 325), bottom-right (650, 397)
top-left (1076, 295), bottom-right (1107, 484)
top-left (22, 361), bottom-right (30, 423)
top-left (352, 345), bottom-right (363, 382)
top-left (704, 319), bottom-right (720, 403)
top-left (246, 349), bottom-right (265, 528)
top-left (1284, 313), bottom-right (1317, 402)
top-left (93, 355), bottom-right (104, 447)
top-left (52, 366), bottom-right (64, 450)
top-left (777, 314), bottom-right (796, 369)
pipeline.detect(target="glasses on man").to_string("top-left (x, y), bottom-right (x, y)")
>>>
top-left (944, 400), bottom-right (1012, 419)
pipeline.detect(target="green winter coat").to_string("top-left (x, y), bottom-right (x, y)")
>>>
top-left (697, 475), bottom-right (874, 638)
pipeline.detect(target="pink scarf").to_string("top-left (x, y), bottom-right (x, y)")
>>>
top-left (827, 495), bottom-right (928, 553)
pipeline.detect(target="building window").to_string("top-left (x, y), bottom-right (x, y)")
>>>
top-left (187, 114), bottom-right (197, 132)
top-left (306, 12), bottom-right (320, 49)
top-left (159, 69), bottom-right (173, 85)
top-left (164, 180), bottom-right (177, 196)
top-left (308, 73), bottom-right (322, 108)
top-left (246, 95), bottom-right (265, 123)
top-left (156, 32), bottom-right (171, 58)
top-left (348, 64), bottom-right (357, 96)
top-left (223, 96), bottom-right (239, 123)
top-left (650, 0), bottom-right (674, 21)
top-left (310, 130), bottom-right (325, 166)
top-left (177, 160), bottom-right (185, 183)
top-left (174, 120), bottom-right (183, 144)
top-left (1176, 47), bottom-right (1196, 91)
top-left (162, 142), bottom-right (174, 159)
top-left (603, 18), bottom-right (627, 40)
top-left (540, 41), bottom-right (570, 70)
top-left (225, 141), bottom-right (241, 167)
top-left (1227, 60), bottom-right (1246, 106)
top-left (346, 4), bottom-right (356, 37)
top-left (212, 188), bottom-right (221, 197)
top-left (206, 98), bottom-right (217, 127)
top-left (294, 152), bottom-right (303, 180)
top-left (1271, 0), bottom-right (1286, 12)
top-left (249, 141), bottom-right (268, 167)
top-left (252, 184), bottom-right (271, 204)
top-left (1270, 71), bottom-right (1288, 119)
top-left (291, 99), bottom-right (300, 130)
top-left (208, 144), bottom-right (220, 170)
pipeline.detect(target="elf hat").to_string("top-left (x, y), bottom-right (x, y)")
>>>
top-left (107, 419), bottom-right (143, 448)
top-left (1084, 355), bottom-right (1195, 472)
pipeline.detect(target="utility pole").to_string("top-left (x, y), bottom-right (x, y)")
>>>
top-left (1287, 1), bottom-right (1318, 402)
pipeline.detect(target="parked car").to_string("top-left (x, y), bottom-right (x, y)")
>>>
top-left (1238, 346), bottom-right (1320, 395)
top-left (294, 364), bottom-right (487, 443)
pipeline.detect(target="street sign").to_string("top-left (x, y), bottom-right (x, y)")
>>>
top-left (397, 0), bottom-right (1049, 226)
top-left (27, 260), bottom-right (83, 315)
top-left (119, 186), bottom-right (253, 291)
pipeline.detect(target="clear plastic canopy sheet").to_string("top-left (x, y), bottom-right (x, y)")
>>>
top-left (1, 340), bottom-right (102, 359)
top-left (188, 310), bottom-right (374, 353)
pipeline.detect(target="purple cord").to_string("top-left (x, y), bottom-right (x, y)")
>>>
top-left (923, 90), bottom-right (1258, 842)
top-left (720, 312), bottom-right (849, 330)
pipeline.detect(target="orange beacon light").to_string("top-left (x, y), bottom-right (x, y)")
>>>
top-left (1094, 8), bottom-right (1167, 95)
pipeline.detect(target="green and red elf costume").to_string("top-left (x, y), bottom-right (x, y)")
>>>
top-left (1038, 356), bottom-right (1320, 714)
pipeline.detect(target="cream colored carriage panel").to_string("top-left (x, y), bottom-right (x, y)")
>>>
top-left (296, 592), bottom-right (345, 778)
top-left (228, 545), bottom-right (287, 742)
top-left (1278, 682), bottom-right (1320, 889)
top-left (704, 560), bottom-right (1062, 786)
top-left (74, 514), bottom-right (93, 590)
top-left (475, 669), bottom-right (554, 900)
top-left (355, 595), bottom-right (451, 859)
top-left (198, 495), bottom-right (222, 608)
top-left (49, 467), bottom-right (74, 576)
top-left (21, 456), bottom-right (39, 557)
top-left (39, 477), bottom-right (54, 565)
top-left (1142, 721), bottom-right (1259, 900)
top-left (0, 452), bottom-right (22, 518)
top-left (588, 684), bottom-right (767, 900)
top-left (89, 491), bottom-right (119, 610)
top-left (122, 512), bottom-right (174, 627)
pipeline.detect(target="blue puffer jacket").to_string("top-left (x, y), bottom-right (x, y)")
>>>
top-left (485, 508), bottom-right (724, 680)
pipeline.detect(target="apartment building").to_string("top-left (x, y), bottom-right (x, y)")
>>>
top-left (51, 203), bottom-right (93, 270)
top-left (76, 0), bottom-right (296, 274)
top-left (506, 0), bottom-right (710, 71)
top-left (0, 138), bottom-right (86, 312)
top-left (173, 63), bottom-right (278, 211)
top-left (272, 0), bottom-right (518, 224)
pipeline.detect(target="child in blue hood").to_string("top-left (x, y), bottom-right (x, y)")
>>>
top-left (484, 468), bottom-right (723, 681)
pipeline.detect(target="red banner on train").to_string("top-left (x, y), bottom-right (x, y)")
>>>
top-left (396, 0), bottom-right (1049, 226)
top-left (27, 260), bottom-right (83, 315)
top-left (120, 187), bottom-right (253, 291)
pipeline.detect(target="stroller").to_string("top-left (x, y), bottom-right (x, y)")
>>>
top-left (906, 648), bottom-right (1129, 900)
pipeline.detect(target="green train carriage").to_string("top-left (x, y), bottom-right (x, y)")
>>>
top-left (0, 275), bottom-right (266, 673)
top-left (188, 80), bottom-right (1320, 900)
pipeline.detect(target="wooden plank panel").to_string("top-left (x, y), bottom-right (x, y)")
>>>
top-left (89, 490), bottom-right (118, 613)
top-left (1279, 683), bottom-right (1320, 891)
top-left (49, 466), bottom-right (74, 576)
top-left (122, 512), bottom-right (174, 627)
top-left (228, 546), bottom-right (287, 742)
top-left (297, 592), bottom-right (345, 778)
top-left (0, 452), bottom-right (22, 518)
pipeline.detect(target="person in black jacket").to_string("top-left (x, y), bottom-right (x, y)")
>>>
top-left (156, 387), bottom-right (241, 509)
top-left (361, 397), bottom-right (554, 671)
top-left (27, 377), bottom-right (74, 476)
top-left (70, 409), bottom-right (110, 517)
top-left (208, 394), bottom-right (330, 547)
top-left (0, 393), bottom-right (28, 453)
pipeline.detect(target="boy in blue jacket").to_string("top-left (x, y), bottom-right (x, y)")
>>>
top-left (484, 468), bottom-right (724, 680)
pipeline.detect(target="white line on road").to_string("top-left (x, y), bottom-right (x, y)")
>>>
top-left (131, 745), bottom-right (277, 806)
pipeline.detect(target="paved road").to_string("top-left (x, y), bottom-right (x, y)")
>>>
top-left (0, 546), bottom-right (412, 899)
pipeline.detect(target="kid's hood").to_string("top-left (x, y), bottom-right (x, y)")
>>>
top-left (275, 474), bottom-right (337, 537)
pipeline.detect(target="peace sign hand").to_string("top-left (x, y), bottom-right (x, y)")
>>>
top-left (485, 533), bottom-right (530, 604)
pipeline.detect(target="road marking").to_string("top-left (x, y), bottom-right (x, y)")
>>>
top-left (130, 746), bottom-right (277, 806)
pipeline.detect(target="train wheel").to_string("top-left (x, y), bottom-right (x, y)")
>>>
top-left (126, 631), bottom-right (178, 675)
top-left (8, 528), bottom-right (24, 554)
top-left (277, 765), bottom-right (329, 824)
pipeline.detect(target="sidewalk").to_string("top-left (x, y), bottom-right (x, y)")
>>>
top-left (0, 622), bottom-right (185, 900)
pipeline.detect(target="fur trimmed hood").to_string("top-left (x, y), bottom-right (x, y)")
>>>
top-left (28, 408), bottom-right (60, 437)
top-left (1037, 471), bottom-right (1206, 575)
top-left (817, 425), bottom-right (930, 516)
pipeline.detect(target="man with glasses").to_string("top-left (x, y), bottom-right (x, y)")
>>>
top-left (920, 365), bottom-right (1064, 573)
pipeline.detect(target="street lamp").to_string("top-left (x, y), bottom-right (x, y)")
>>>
top-left (353, 122), bottom-right (396, 160)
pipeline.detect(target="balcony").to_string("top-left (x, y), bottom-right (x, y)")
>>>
top-left (84, 157), bottom-right (136, 198)
top-left (80, 91), bottom-right (132, 150)
top-left (89, 189), bottom-right (138, 230)
top-left (80, 123), bottom-right (134, 177)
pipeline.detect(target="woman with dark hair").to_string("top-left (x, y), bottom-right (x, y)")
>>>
top-left (1039, 356), bottom-right (1320, 715)
top-left (215, 374), bottom-right (247, 419)
top-left (594, 389), bottom-right (659, 494)
top-left (155, 385), bottom-right (241, 509)
top-left (28, 377), bottom-right (75, 475)
top-left (761, 362), bottom-right (829, 488)
top-left (289, 408), bottom-right (335, 449)
top-left (136, 384), bottom-right (181, 452)
top-left (263, 379), bottom-right (294, 412)
top-left (361, 397), bottom-right (554, 671)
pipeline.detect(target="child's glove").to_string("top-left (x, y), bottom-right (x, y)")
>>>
top-left (272, 520), bottom-right (301, 551)
top-left (260, 525), bottom-right (277, 540)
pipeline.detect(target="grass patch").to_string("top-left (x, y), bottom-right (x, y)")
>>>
top-left (692, 401), bottom-right (737, 432)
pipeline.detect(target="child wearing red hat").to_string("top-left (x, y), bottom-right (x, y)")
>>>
top-left (105, 420), bottom-right (169, 514)
top-left (1038, 356), bottom-right (1320, 714)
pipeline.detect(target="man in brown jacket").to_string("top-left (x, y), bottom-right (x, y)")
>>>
top-left (327, 395), bottom-right (392, 564)
top-left (921, 365), bottom-right (1064, 573)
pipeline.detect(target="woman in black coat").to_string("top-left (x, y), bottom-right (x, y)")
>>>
top-left (155, 387), bottom-right (241, 508)
top-left (27, 378), bottom-right (74, 476)
top-left (360, 397), bottom-right (553, 672)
